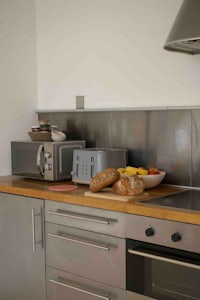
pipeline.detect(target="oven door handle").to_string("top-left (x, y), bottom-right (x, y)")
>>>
top-left (128, 248), bottom-right (200, 270)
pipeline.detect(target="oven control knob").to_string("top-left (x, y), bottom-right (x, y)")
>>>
top-left (145, 227), bottom-right (155, 237)
top-left (171, 232), bottom-right (181, 242)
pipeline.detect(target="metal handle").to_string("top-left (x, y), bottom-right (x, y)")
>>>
top-left (40, 206), bottom-right (45, 249)
top-left (128, 248), bottom-right (200, 270)
top-left (48, 209), bottom-right (111, 225)
top-left (48, 232), bottom-right (109, 251)
top-left (31, 208), bottom-right (36, 252)
top-left (49, 278), bottom-right (110, 300)
top-left (31, 207), bottom-right (44, 252)
top-left (37, 144), bottom-right (44, 176)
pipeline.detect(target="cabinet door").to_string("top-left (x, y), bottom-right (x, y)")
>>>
top-left (0, 193), bottom-right (45, 300)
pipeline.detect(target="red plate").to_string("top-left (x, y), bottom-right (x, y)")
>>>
top-left (48, 185), bottom-right (79, 192)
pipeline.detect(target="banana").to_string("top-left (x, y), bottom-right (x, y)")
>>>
top-left (125, 166), bottom-right (138, 176)
top-left (137, 168), bottom-right (148, 175)
top-left (125, 166), bottom-right (148, 175)
top-left (117, 168), bottom-right (126, 174)
top-left (118, 168), bottom-right (135, 176)
top-left (123, 171), bottom-right (134, 176)
top-left (118, 166), bottom-right (149, 176)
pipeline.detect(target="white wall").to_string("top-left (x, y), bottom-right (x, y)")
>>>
top-left (0, 0), bottom-right (37, 175)
top-left (36, 0), bottom-right (200, 110)
top-left (1, 0), bottom-right (200, 175)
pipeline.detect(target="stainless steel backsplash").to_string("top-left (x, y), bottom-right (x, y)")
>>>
top-left (38, 109), bottom-right (200, 187)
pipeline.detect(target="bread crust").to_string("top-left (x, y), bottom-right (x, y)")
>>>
top-left (90, 168), bottom-right (120, 192)
top-left (112, 176), bottom-right (145, 196)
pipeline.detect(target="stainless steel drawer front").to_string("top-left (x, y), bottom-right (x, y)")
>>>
top-left (45, 201), bottom-right (126, 237)
top-left (46, 267), bottom-right (126, 300)
top-left (46, 223), bottom-right (125, 288)
top-left (49, 278), bottom-right (110, 300)
top-left (48, 232), bottom-right (110, 251)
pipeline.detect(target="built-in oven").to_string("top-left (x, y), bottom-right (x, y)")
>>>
top-left (126, 214), bottom-right (200, 300)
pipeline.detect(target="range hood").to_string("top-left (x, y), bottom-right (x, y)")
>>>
top-left (164, 0), bottom-right (200, 55)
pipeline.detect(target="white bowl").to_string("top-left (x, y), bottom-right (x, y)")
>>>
top-left (138, 171), bottom-right (166, 189)
top-left (51, 131), bottom-right (66, 142)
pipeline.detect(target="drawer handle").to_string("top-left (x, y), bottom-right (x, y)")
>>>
top-left (49, 278), bottom-right (110, 300)
top-left (48, 232), bottom-right (110, 251)
top-left (48, 209), bottom-right (111, 225)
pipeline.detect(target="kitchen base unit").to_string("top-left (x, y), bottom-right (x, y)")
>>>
top-left (45, 200), bottom-right (126, 300)
top-left (0, 193), bottom-right (45, 300)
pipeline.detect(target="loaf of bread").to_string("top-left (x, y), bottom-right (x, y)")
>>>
top-left (90, 168), bottom-right (120, 193)
top-left (112, 175), bottom-right (145, 196)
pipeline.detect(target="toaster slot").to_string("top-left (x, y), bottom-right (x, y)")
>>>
top-left (90, 156), bottom-right (95, 179)
top-left (75, 155), bottom-right (80, 177)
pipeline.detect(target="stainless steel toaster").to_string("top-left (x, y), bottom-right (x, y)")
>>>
top-left (71, 148), bottom-right (127, 184)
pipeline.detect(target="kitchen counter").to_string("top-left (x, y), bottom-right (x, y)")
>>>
top-left (0, 176), bottom-right (199, 225)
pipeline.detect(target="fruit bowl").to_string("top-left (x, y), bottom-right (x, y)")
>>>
top-left (138, 171), bottom-right (166, 189)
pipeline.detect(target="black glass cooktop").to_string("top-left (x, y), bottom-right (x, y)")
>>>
top-left (140, 189), bottom-right (200, 212)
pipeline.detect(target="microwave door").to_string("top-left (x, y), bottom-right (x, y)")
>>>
top-left (11, 142), bottom-right (44, 179)
top-left (58, 144), bottom-right (83, 180)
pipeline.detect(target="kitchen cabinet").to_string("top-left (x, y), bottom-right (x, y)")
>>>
top-left (0, 193), bottom-right (45, 300)
top-left (45, 200), bottom-right (126, 300)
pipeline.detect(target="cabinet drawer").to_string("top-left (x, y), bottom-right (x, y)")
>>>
top-left (46, 223), bottom-right (125, 288)
top-left (46, 267), bottom-right (126, 300)
top-left (45, 200), bottom-right (125, 237)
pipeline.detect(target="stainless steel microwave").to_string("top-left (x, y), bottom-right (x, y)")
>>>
top-left (11, 140), bottom-right (86, 181)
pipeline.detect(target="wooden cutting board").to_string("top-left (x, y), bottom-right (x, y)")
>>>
top-left (85, 188), bottom-right (149, 202)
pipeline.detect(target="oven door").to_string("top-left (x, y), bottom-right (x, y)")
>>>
top-left (126, 239), bottom-right (200, 300)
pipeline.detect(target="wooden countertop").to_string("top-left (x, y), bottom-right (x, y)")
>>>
top-left (0, 176), bottom-right (199, 225)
